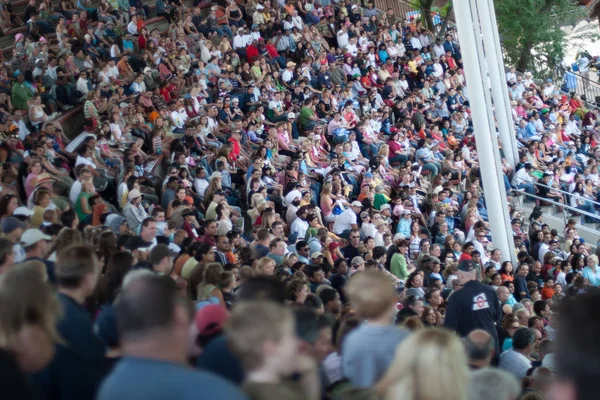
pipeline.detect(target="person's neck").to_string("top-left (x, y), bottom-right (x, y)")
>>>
top-left (59, 287), bottom-right (88, 305)
top-left (514, 348), bottom-right (530, 358)
top-left (365, 313), bottom-right (393, 327)
top-left (26, 250), bottom-right (42, 259)
top-left (246, 367), bottom-right (282, 384)
top-left (123, 334), bottom-right (187, 365)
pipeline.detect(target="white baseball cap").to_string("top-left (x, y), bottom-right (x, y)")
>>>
top-left (20, 229), bottom-right (51, 247)
top-left (13, 207), bottom-right (33, 217)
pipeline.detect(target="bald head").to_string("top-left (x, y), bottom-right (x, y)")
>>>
top-left (496, 286), bottom-right (509, 302)
top-left (465, 329), bottom-right (494, 368)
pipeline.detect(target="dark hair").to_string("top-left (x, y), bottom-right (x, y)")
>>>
top-left (533, 300), bottom-right (547, 317)
top-left (116, 275), bottom-right (184, 340)
top-left (303, 293), bottom-right (324, 312)
top-left (0, 194), bottom-right (17, 218)
top-left (293, 306), bottom-right (334, 344)
top-left (60, 208), bottom-right (78, 228)
top-left (512, 327), bottom-right (535, 350)
top-left (318, 287), bottom-right (338, 306)
top-left (98, 251), bottom-right (134, 305)
top-left (236, 276), bottom-right (286, 303)
top-left (195, 243), bottom-right (213, 261)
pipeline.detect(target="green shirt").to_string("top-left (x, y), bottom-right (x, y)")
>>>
top-left (74, 191), bottom-right (93, 221)
top-left (298, 106), bottom-right (314, 128)
top-left (390, 253), bottom-right (408, 280)
top-left (11, 82), bottom-right (33, 110)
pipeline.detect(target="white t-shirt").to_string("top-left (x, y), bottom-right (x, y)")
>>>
top-left (332, 208), bottom-right (357, 234)
top-left (70, 180), bottom-right (82, 205)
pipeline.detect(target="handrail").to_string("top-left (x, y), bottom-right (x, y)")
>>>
top-left (510, 189), bottom-right (600, 222)
top-left (529, 180), bottom-right (600, 209)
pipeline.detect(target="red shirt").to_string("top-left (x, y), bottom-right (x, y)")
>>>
top-left (246, 45), bottom-right (260, 63)
top-left (228, 137), bottom-right (240, 162)
top-left (266, 43), bottom-right (279, 58)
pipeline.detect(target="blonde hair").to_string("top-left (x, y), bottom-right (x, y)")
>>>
top-left (225, 301), bottom-right (294, 371)
top-left (344, 270), bottom-right (396, 320)
top-left (0, 262), bottom-right (62, 348)
top-left (256, 257), bottom-right (276, 276)
top-left (376, 329), bottom-right (469, 400)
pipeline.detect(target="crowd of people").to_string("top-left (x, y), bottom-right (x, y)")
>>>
top-left (0, 0), bottom-right (599, 399)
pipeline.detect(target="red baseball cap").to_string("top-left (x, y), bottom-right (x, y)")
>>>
top-left (195, 304), bottom-right (229, 336)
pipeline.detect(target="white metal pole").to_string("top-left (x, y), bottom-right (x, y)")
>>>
top-left (478, 0), bottom-right (520, 168)
top-left (453, 0), bottom-right (517, 264)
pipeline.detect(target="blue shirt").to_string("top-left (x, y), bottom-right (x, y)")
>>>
top-left (342, 323), bottom-right (410, 387)
top-left (98, 357), bottom-right (248, 400)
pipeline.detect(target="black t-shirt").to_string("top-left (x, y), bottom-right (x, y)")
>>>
top-left (444, 280), bottom-right (502, 352)
top-left (0, 350), bottom-right (42, 400)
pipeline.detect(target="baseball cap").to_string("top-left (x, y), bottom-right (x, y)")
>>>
top-left (195, 304), bottom-right (229, 337)
top-left (210, 171), bottom-right (222, 180)
top-left (457, 259), bottom-right (476, 272)
top-left (360, 211), bottom-right (369, 219)
top-left (20, 229), bottom-right (51, 247)
top-left (13, 207), bottom-right (33, 217)
top-left (287, 112), bottom-right (296, 119)
top-left (143, 67), bottom-right (152, 73)
top-left (380, 204), bottom-right (391, 211)
top-left (351, 201), bottom-right (363, 208)
top-left (351, 256), bottom-right (365, 266)
top-left (1, 217), bottom-right (25, 234)
top-left (128, 189), bottom-right (142, 201)
top-left (311, 252), bottom-right (323, 259)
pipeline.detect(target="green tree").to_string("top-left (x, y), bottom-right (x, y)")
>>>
top-left (407, 0), bottom-right (453, 35)
top-left (495, 0), bottom-right (586, 75)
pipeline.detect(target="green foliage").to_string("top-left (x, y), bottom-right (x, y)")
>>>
top-left (495, 0), bottom-right (586, 75)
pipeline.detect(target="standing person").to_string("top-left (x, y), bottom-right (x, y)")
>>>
top-left (444, 260), bottom-right (502, 358)
top-left (553, 288), bottom-right (600, 400)
top-left (54, 245), bottom-right (105, 360)
top-left (513, 263), bottom-right (530, 302)
top-left (342, 271), bottom-right (410, 387)
top-left (97, 275), bottom-right (247, 399)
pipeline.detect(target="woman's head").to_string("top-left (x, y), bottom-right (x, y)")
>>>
top-left (0, 264), bottom-right (61, 373)
top-left (376, 329), bottom-right (469, 400)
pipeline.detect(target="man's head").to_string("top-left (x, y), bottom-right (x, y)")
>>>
top-left (345, 271), bottom-right (397, 322)
top-left (318, 288), bottom-right (342, 316)
top-left (496, 286), bottom-right (509, 303)
top-left (55, 245), bottom-right (100, 296)
top-left (204, 220), bottom-right (218, 237)
top-left (148, 244), bottom-right (173, 275)
top-left (115, 275), bottom-right (192, 358)
top-left (140, 218), bottom-right (157, 242)
top-left (226, 301), bottom-right (298, 375)
top-left (216, 235), bottom-right (231, 253)
top-left (294, 307), bottom-right (334, 363)
top-left (269, 238), bottom-right (286, 256)
top-left (512, 327), bottom-right (535, 356)
top-left (465, 329), bottom-right (494, 368)
top-left (21, 229), bottom-right (51, 258)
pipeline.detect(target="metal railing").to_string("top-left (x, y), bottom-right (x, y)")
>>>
top-left (373, 0), bottom-right (457, 38)
top-left (510, 189), bottom-right (600, 225)
top-left (555, 67), bottom-right (600, 108)
top-left (529, 180), bottom-right (600, 209)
